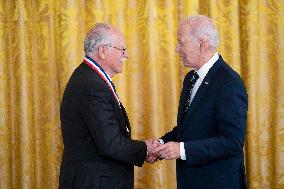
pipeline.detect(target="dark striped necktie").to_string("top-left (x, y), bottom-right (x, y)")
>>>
top-left (183, 72), bottom-right (199, 113)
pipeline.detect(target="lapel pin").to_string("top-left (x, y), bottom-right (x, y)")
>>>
top-left (205, 81), bottom-right (209, 85)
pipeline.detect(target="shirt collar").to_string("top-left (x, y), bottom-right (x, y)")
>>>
top-left (196, 52), bottom-right (219, 79)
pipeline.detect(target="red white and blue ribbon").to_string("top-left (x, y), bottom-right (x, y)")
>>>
top-left (83, 56), bottom-right (121, 107)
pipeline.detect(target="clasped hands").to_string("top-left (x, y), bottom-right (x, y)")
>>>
top-left (144, 139), bottom-right (180, 164)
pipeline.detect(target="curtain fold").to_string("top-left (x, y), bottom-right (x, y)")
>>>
top-left (0, 0), bottom-right (283, 188)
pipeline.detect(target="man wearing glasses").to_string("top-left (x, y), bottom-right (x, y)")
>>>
top-left (59, 23), bottom-right (156, 189)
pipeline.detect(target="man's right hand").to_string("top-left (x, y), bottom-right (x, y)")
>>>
top-left (144, 138), bottom-right (160, 164)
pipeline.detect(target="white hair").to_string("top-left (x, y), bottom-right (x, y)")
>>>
top-left (184, 15), bottom-right (219, 50)
top-left (84, 23), bottom-right (113, 56)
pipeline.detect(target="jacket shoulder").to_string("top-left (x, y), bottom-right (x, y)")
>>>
top-left (68, 63), bottom-right (110, 92)
top-left (213, 61), bottom-right (245, 86)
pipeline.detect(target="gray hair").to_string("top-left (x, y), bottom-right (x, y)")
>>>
top-left (84, 23), bottom-right (113, 56)
top-left (184, 15), bottom-right (219, 50)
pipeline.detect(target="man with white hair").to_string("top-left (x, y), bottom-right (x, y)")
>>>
top-left (153, 15), bottom-right (248, 189)
top-left (59, 23), bottom-right (156, 189)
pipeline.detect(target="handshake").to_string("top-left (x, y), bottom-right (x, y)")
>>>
top-left (144, 139), bottom-right (181, 164)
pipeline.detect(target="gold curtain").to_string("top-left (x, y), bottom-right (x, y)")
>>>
top-left (0, 0), bottom-right (283, 188)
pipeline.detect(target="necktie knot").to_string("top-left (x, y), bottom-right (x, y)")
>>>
top-left (190, 72), bottom-right (199, 85)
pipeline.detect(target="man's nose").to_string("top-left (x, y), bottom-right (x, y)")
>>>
top-left (175, 45), bottom-right (180, 53)
top-left (124, 50), bottom-right (129, 58)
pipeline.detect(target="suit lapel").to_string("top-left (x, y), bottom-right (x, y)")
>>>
top-left (119, 103), bottom-right (131, 137)
top-left (86, 62), bottom-right (131, 137)
top-left (178, 57), bottom-right (224, 131)
top-left (186, 77), bottom-right (212, 116)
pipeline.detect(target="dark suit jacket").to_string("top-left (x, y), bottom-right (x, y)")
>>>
top-left (162, 56), bottom-right (248, 189)
top-left (59, 62), bottom-right (147, 189)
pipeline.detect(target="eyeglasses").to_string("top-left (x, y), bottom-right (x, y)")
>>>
top-left (105, 45), bottom-right (127, 55)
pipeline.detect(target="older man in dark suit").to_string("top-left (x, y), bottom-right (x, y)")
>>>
top-left (153, 15), bottom-right (248, 189)
top-left (59, 23), bottom-right (155, 189)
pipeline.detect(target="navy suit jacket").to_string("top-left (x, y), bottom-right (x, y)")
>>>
top-left (162, 56), bottom-right (248, 189)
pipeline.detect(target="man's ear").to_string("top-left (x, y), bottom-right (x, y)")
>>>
top-left (97, 46), bottom-right (106, 59)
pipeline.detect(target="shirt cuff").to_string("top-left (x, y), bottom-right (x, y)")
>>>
top-left (158, 139), bottom-right (164, 144)
top-left (180, 142), bottom-right (186, 160)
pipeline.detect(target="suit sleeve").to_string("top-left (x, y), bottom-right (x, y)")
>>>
top-left (161, 127), bottom-right (178, 143)
top-left (184, 79), bottom-right (248, 165)
top-left (79, 84), bottom-right (147, 167)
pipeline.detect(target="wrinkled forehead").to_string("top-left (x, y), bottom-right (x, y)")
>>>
top-left (110, 29), bottom-right (125, 45)
top-left (177, 22), bottom-right (191, 39)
